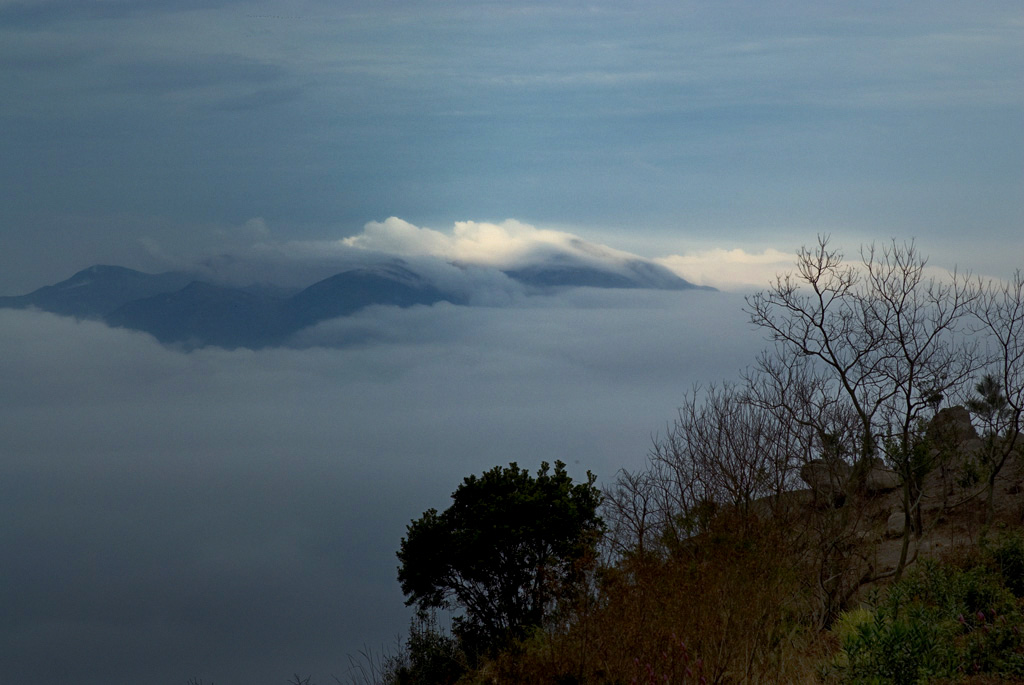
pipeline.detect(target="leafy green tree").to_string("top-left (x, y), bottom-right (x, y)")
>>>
top-left (396, 461), bottom-right (603, 657)
top-left (967, 373), bottom-right (1018, 524)
top-left (966, 373), bottom-right (1009, 424)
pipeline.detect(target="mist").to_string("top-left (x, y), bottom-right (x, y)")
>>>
top-left (0, 287), bottom-right (764, 684)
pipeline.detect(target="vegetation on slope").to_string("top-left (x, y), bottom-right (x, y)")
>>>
top-left (364, 238), bottom-right (1024, 685)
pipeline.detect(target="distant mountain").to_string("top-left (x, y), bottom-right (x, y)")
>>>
top-left (1, 254), bottom-right (711, 349)
top-left (106, 281), bottom-right (286, 349)
top-left (0, 265), bottom-right (195, 318)
top-left (103, 263), bottom-right (463, 349)
top-left (504, 257), bottom-right (708, 291)
top-left (284, 263), bottom-right (463, 332)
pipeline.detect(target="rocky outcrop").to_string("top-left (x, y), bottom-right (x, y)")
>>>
top-left (928, 406), bottom-right (979, 446)
top-left (800, 459), bottom-right (852, 502)
top-left (960, 437), bottom-right (985, 456)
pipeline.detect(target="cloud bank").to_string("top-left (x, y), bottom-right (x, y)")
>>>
top-left (344, 217), bottom-right (642, 269)
top-left (186, 217), bottom-right (795, 296)
top-left (0, 285), bottom-right (764, 685)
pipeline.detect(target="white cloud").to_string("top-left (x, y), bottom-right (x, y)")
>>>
top-left (343, 217), bottom-right (639, 269)
top-left (342, 216), bottom-right (452, 258)
top-left (656, 247), bottom-right (796, 291)
top-left (186, 217), bottom-right (806, 295)
top-left (189, 216), bottom-right (641, 289)
top-left (196, 226), bottom-right (986, 298)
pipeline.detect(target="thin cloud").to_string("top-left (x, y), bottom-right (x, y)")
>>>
top-left (656, 242), bottom-right (992, 292)
top-left (0, 0), bottom-right (247, 29)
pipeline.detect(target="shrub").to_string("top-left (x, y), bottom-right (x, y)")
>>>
top-left (987, 533), bottom-right (1024, 598)
top-left (829, 558), bottom-right (1024, 683)
top-left (381, 613), bottom-right (466, 685)
top-left (837, 606), bottom-right (955, 683)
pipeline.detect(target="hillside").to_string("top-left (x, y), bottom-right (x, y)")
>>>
top-left (375, 241), bottom-right (1024, 685)
top-left (439, 416), bottom-right (1024, 684)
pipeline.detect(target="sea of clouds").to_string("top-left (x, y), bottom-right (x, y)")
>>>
top-left (0, 220), bottom-right (780, 684)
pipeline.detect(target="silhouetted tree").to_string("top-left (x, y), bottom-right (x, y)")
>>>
top-left (397, 461), bottom-right (603, 658)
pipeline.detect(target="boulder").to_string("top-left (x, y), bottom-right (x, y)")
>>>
top-left (865, 464), bottom-right (900, 492)
top-left (800, 459), bottom-right (851, 500)
top-left (886, 510), bottom-right (906, 537)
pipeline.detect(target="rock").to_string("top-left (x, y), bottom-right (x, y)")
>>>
top-left (800, 459), bottom-right (851, 500)
top-left (886, 510), bottom-right (906, 537)
top-left (960, 437), bottom-right (985, 455)
top-left (865, 464), bottom-right (900, 492)
top-left (929, 406), bottom-right (978, 445)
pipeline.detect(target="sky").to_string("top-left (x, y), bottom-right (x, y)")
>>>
top-left (0, 1), bottom-right (1022, 683)
top-left (0, 0), bottom-right (1021, 294)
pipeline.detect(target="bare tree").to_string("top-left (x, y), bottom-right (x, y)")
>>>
top-left (743, 358), bottom-right (885, 626)
top-left (862, 241), bottom-right (980, 574)
top-left (747, 236), bottom-right (980, 578)
top-left (603, 237), bottom-right (988, 627)
top-left (743, 349), bottom-right (863, 480)
top-left (604, 371), bottom-right (873, 627)
top-left (602, 467), bottom-right (664, 558)
top-left (746, 236), bottom-right (894, 467)
top-left (970, 270), bottom-right (1024, 523)
top-left (603, 382), bottom-right (797, 559)
top-left (659, 384), bottom-right (797, 520)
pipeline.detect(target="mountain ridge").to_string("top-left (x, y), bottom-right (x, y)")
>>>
top-left (1, 254), bottom-right (712, 349)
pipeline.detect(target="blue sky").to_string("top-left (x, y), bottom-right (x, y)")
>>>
top-left (1, 0), bottom-right (1021, 293)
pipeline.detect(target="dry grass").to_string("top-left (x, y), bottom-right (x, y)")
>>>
top-left (457, 450), bottom-right (1024, 684)
top-left (481, 515), bottom-right (828, 684)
